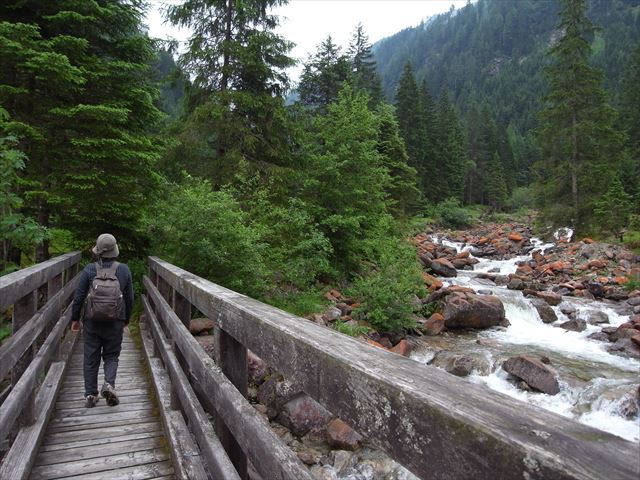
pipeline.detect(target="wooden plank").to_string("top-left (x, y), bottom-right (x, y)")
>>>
top-left (0, 304), bottom-right (73, 443)
top-left (43, 421), bottom-right (161, 445)
top-left (140, 323), bottom-right (208, 480)
top-left (48, 408), bottom-right (155, 427)
top-left (42, 461), bottom-right (174, 480)
top-left (0, 329), bottom-right (78, 480)
top-left (39, 430), bottom-right (163, 452)
top-left (55, 394), bottom-right (150, 410)
top-left (0, 252), bottom-right (81, 311)
top-left (142, 297), bottom-right (239, 480)
top-left (11, 290), bottom-right (38, 397)
top-left (54, 401), bottom-right (152, 418)
top-left (58, 387), bottom-right (149, 398)
top-left (28, 447), bottom-right (170, 480)
top-left (143, 280), bottom-right (313, 480)
top-left (149, 257), bottom-right (640, 480)
top-left (35, 435), bottom-right (166, 466)
top-left (47, 416), bottom-right (159, 434)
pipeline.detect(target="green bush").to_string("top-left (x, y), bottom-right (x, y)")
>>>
top-left (349, 237), bottom-right (425, 332)
top-left (507, 186), bottom-right (534, 211)
top-left (147, 178), bottom-right (268, 298)
top-left (433, 198), bottom-right (474, 229)
top-left (334, 319), bottom-right (370, 337)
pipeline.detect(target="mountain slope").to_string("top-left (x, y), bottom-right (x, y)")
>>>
top-left (373, 0), bottom-right (640, 132)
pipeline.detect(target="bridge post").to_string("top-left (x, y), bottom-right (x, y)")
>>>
top-left (173, 290), bottom-right (191, 330)
top-left (214, 328), bottom-right (248, 479)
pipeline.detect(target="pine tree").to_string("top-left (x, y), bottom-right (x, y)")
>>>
top-left (418, 80), bottom-right (437, 194)
top-left (619, 44), bottom-right (640, 210)
top-left (485, 151), bottom-right (508, 210)
top-left (298, 36), bottom-right (350, 111)
top-left (347, 23), bottom-right (383, 106)
top-left (432, 91), bottom-right (467, 203)
top-left (593, 176), bottom-right (633, 241)
top-left (375, 104), bottom-right (420, 216)
top-left (394, 63), bottom-right (423, 173)
top-left (536, 0), bottom-right (624, 233)
top-left (0, 1), bottom-right (162, 258)
top-left (168, 0), bottom-right (294, 184)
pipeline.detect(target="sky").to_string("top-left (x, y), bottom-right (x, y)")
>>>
top-left (144, 0), bottom-right (468, 82)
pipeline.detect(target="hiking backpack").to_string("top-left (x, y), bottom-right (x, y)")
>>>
top-left (84, 262), bottom-right (124, 321)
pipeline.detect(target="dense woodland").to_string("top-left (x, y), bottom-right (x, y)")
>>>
top-left (1, 0), bottom-right (639, 334)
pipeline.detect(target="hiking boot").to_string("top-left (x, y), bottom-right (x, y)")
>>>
top-left (85, 394), bottom-right (99, 408)
top-left (101, 382), bottom-right (119, 406)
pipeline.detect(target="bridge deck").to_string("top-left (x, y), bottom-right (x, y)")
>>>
top-left (28, 329), bottom-right (175, 480)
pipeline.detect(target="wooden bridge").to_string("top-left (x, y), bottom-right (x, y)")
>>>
top-left (0, 253), bottom-right (638, 480)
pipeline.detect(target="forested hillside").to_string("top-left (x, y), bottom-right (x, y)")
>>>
top-left (374, 0), bottom-right (640, 131)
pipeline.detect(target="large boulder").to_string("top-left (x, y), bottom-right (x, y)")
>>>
top-left (557, 318), bottom-right (587, 332)
top-left (189, 317), bottom-right (215, 335)
top-left (582, 310), bottom-right (609, 325)
top-left (442, 293), bottom-right (507, 329)
top-left (530, 298), bottom-right (557, 324)
top-left (430, 352), bottom-right (491, 377)
top-left (257, 377), bottom-right (301, 419)
top-left (278, 393), bottom-right (333, 437)
top-left (502, 356), bottom-right (560, 395)
top-left (428, 258), bottom-right (458, 278)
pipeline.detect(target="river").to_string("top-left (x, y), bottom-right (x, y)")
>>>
top-left (411, 234), bottom-right (640, 443)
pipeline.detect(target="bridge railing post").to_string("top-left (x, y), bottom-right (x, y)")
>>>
top-left (213, 326), bottom-right (248, 479)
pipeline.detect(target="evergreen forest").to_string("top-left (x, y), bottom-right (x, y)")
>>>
top-left (1, 0), bottom-right (639, 335)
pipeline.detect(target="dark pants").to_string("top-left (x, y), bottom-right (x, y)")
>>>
top-left (83, 320), bottom-right (125, 396)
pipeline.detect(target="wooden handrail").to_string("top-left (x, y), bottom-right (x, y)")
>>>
top-left (148, 256), bottom-right (640, 480)
top-left (142, 276), bottom-right (314, 480)
top-left (0, 252), bottom-right (81, 311)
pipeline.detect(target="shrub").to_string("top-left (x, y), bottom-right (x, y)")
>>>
top-left (334, 319), bottom-right (370, 337)
top-left (349, 237), bottom-right (425, 332)
top-left (433, 197), bottom-right (474, 229)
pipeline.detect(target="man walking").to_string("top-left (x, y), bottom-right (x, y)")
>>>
top-left (71, 233), bottom-right (134, 408)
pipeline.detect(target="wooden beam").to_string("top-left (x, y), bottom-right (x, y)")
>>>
top-left (0, 252), bottom-right (80, 311)
top-left (143, 276), bottom-right (314, 480)
top-left (139, 319), bottom-right (208, 480)
top-left (0, 275), bottom-right (80, 382)
top-left (142, 295), bottom-right (240, 480)
top-left (0, 304), bottom-right (73, 443)
top-left (0, 329), bottom-right (78, 480)
top-left (148, 257), bottom-right (640, 480)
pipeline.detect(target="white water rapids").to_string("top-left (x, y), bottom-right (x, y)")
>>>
top-left (412, 234), bottom-right (640, 443)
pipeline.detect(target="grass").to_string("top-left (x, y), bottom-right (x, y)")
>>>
top-left (266, 289), bottom-right (329, 317)
top-left (334, 319), bottom-right (370, 337)
top-left (0, 325), bottom-right (11, 343)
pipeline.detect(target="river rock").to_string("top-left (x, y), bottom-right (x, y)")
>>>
top-left (502, 356), bottom-right (560, 395)
top-left (607, 338), bottom-right (640, 359)
top-left (628, 297), bottom-right (640, 307)
top-left (189, 317), bottom-right (215, 335)
top-left (428, 257), bottom-right (458, 277)
top-left (530, 298), bottom-right (557, 324)
top-left (423, 313), bottom-right (445, 336)
top-left (278, 393), bottom-right (333, 437)
top-left (587, 331), bottom-right (610, 342)
top-left (390, 339), bottom-right (412, 357)
top-left (430, 352), bottom-right (491, 377)
top-left (559, 303), bottom-right (577, 316)
top-left (582, 310), bottom-right (609, 325)
top-left (248, 350), bottom-right (268, 384)
top-left (442, 293), bottom-right (507, 329)
top-left (310, 465), bottom-right (338, 480)
top-left (326, 419), bottom-right (362, 451)
top-left (323, 307), bottom-right (342, 322)
top-left (534, 291), bottom-right (563, 306)
top-left (557, 318), bottom-right (587, 332)
top-left (507, 277), bottom-right (525, 290)
top-left (257, 377), bottom-right (301, 419)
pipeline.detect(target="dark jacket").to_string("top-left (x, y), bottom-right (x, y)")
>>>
top-left (71, 260), bottom-right (134, 323)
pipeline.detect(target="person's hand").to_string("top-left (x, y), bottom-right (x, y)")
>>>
top-left (71, 321), bottom-right (81, 332)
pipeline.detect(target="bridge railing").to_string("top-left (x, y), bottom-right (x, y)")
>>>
top-left (144, 256), bottom-right (639, 480)
top-left (0, 252), bottom-right (82, 479)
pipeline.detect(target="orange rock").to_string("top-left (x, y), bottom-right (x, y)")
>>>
top-left (422, 272), bottom-right (443, 291)
top-left (516, 265), bottom-right (534, 275)
top-left (597, 276), bottom-right (610, 284)
top-left (508, 232), bottom-right (523, 242)
top-left (586, 259), bottom-right (607, 269)
top-left (477, 237), bottom-right (489, 245)
top-left (390, 339), bottom-right (412, 357)
top-left (456, 250), bottom-right (470, 259)
top-left (582, 237), bottom-right (594, 244)
top-left (366, 339), bottom-right (387, 350)
top-left (326, 418), bottom-right (363, 450)
top-left (423, 313), bottom-right (445, 336)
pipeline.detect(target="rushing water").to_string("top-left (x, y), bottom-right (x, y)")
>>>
top-left (412, 234), bottom-right (640, 443)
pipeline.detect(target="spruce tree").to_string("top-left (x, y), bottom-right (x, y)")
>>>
top-left (168, 0), bottom-right (294, 184)
top-left (432, 91), bottom-right (467, 203)
top-left (347, 23), bottom-right (383, 106)
top-left (0, 1), bottom-right (162, 258)
top-left (537, 0), bottom-right (623, 233)
top-left (619, 44), bottom-right (640, 210)
top-left (485, 151), bottom-right (508, 210)
top-left (298, 36), bottom-right (350, 111)
top-left (394, 63), bottom-right (423, 173)
top-left (418, 80), bottom-right (437, 195)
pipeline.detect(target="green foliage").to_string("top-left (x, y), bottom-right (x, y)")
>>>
top-left (507, 186), bottom-right (535, 211)
top-left (267, 290), bottom-right (329, 317)
top-left (148, 177), bottom-right (268, 298)
top-left (593, 176), bottom-right (632, 240)
top-left (0, 325), bottom-right (11, 343)
top-left (536, 0), bottom-right (624, 234)
top-left (349, 237), bottom-right (425, 332)
top-left (623, 276), bottom-right (640, 292)
top-left (334, 319), bottom-right (371, 337)
top-left (348, 24), bottom-right (383, 106)
top-left (433, 198), bottom-right (475, 229)
top-left (0, 107), bottom-right (47, 273)
top-left (485, 152), bottom-right (509, 210)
